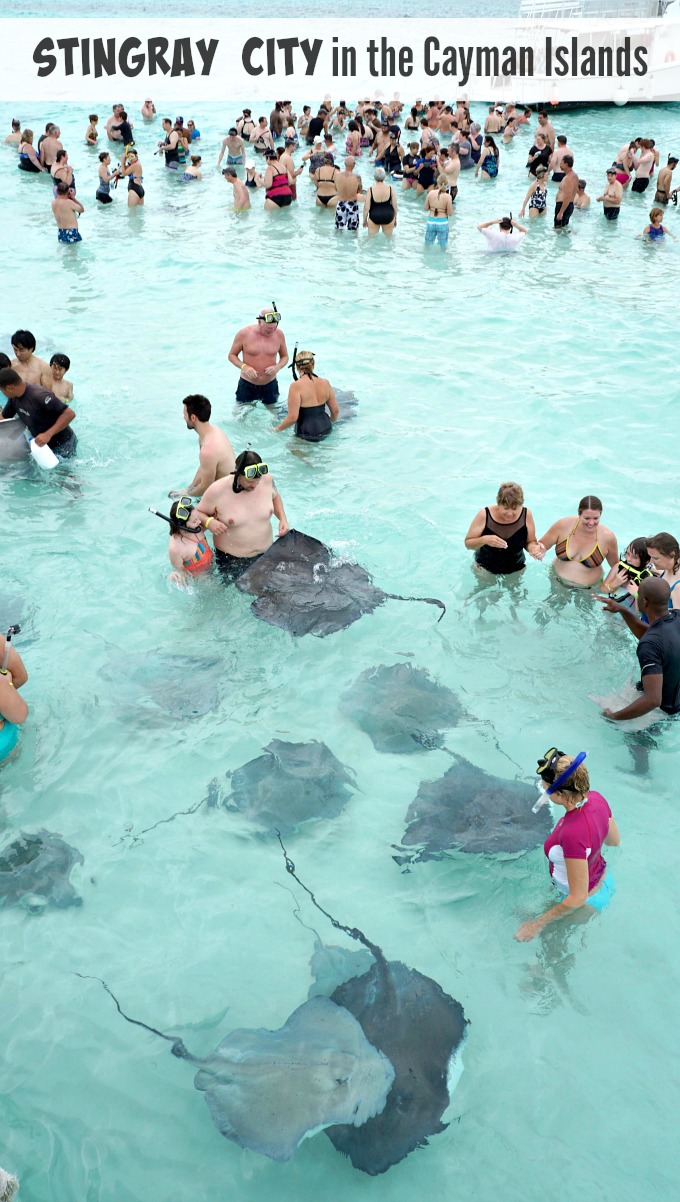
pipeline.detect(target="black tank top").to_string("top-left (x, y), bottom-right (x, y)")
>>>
top-left (475, 507), bottom-right (528, 574)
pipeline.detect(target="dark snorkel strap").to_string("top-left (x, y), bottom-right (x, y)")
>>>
top-left (384, 592), bottom-right (446, 622)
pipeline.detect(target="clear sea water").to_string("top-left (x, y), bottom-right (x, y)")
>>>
top-left (1, 94), bottom-right (679, 1202)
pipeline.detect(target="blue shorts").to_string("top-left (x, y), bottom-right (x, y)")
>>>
top-left (0, 719), bottom-right (19, 761)
top-left (58, 228), bottom-right (82, 244)
top-left (554, 870), bottom-right (615, 913)
top-left (425, 217), bottom-right (449, 246)
top-left (235, 377), bottom-right (279, 405)
top-left (227, 154), bottom-right (244, 165)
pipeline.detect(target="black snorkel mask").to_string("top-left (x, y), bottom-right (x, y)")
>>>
top-left (617, 559), bottom-right (650, 585)
top-left (533, 747), bottom-right (587, 812)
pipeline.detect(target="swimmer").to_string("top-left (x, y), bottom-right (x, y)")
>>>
top-left (182, 155), bottom-right (202, 181)
top-left (554, 156), bottom-right (579, 228)
top-left (475, 137), bottom-right (500, 179)
top-left (52, 180), bottom-right (84, 242)
top-left (141, 99), bottom-right (156, 120)
top-left (39, 124), bottom-right (63, 169)
top-left (244, 159), bottom-right (264, 190)
top-left (484, 105), bottom-right (503, 135)
top-left (217, 128), bottom-right (246, 169)
top-left (424, 177), bottom-right (453, 247)
top-left (186, 120), bottom-right (200, 141)
top-left (106, 104), bottom-right (126, 141)
top-left (17, 129), bottom-right (45, 173)
top-left (646, 533), bottom-right (680, 610)
top-left (111, 109), bottom-right (135, 150)
top-left (401, 142), bottom-right (421, 190)
top-left (335, 157), bottom-right (364, 231)
top-left (121, 150), bottom-right (144, 206)
top-left (263, 149), bottom-right (293, 209)
top-left (96, 151), bottom-right (119, 203)
top-left (515, 750), bottom-right (619, 941)
top-left (638, 207), bottom-right (676, 241)
top-left (477, 216), bottom-right (528, 251)
top-left (195, 450), bottom-right (290, 584)
top-left (45, 354), bottom-right (74, 401)
top-left (519, 165), bottom-right (548, 218)
top-left (535, 111), bottom-right (556, 149)
top-left (313, 153), bottom-right (339, 208)
top-left (5, 118), bottom-right (21, 146)
top-left (597, 167), bottom-right (623, 220)
top-left (631, 138), bottom-right (655, 192)
top-left (52, 149), bottom-right (76, 197)
top-left (275, 349), bottom-right (339, 441)
top-left (176, 394), bottom-right (236, 496)
top-left (437, 146), bottom-right (460, 199)
top-left (223, 167), bottom-right (250, 210)
top-left (0, 630), bottom-right (28, 763)
top-left (595, 578), bottom-right (680, 719)
top-left (85, 114), bottom-right (98, 145)
top-left (414, 144), bottom-right (437, 193)
top-left (538, 495), bottom-right (618, 589)
top-left (601, 537), bottom-right (654, 610)
top-left (526, 132), bottom-right (551, 177)
top-left (0, 367), bottom-right (77, 455)
top-left (165, 498), bottom-right (214, 584)
top-left (278, 142), bottom-right (302, 201)
top-left (654, 155), bottom-right (677, 205)
top-left (236, 109), bottom-right (256, 141)
top-left (464, 482), bottom-right (544, 576)
top-left (549, 134), bottom-right (574, 183)
top-left (364, 167), bottom-right (397, 236)
top-left (252, 117), bottom-right (275, 154)
top-left (574, 178), bottom-right (590, 209)
top-left (10, 331), bottom-right (50, 385)
top-left (228, 304), bottom-right (289, 405)
top-left (158, 118), bottom-right (180, 170)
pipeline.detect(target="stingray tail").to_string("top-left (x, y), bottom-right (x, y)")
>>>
top-left (384, 593), bottom-right (446, 622)
top-left (73, 973), bottom-right (197, 1062)
top-left (277, 833), bottom-right (383, 963)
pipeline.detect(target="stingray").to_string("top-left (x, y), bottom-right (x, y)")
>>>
top-left (236, 530), bottom-right (445, 638)
top-left (280, 839), bottom-right (468, 1175)
top-left (395, 753), bottom-right (552, 864)
top-left (308, 938), bottom-right (375, 1000)
top-left (0, 830), bottom-right (83, 911)
top-left (210, 739), bottom-right (356, 836)
top-left (94, 636), bottom-right (223, 720)
top-left (77, 982), bottom-right (394, 1164)
top-left (0, 418), bottom-right (29, 462)
top-left (334, 389), bottom-right (359, 424)
top-left (342, 663), bottom-right (465, 754)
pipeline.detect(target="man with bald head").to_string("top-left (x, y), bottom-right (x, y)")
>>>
top-left (596, 577), bottom-right (680, 719)
top-left (335, 156), bottom-right (363, 231)
top-left (227, 304), bottom-right (289, 405)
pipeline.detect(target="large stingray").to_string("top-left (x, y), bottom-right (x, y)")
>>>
top-left (335, 389), bottom-right (359, 424)
top-left (0, 830), bottom-right (83, 911)
top-left (0, 418), bottom-right (29, 462)
top-left (280, 840), bottom-right (468, 1175)
top-left (209, 738), bottom-right (356, 836)
top-left (78, 983), bottom-right (395, 1164)
top-left (95, 637), bottom-right (223, 720)
top-left (342, 663), bottom-right (464, 754)
top-left (236, 530), bottom-right (445, 638)
top-left (395, 753), bottom-right (552, 864)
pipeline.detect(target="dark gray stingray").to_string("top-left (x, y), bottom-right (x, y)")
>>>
top-left (335, 389), bottom-right (359, 424)
top-left (211, 739), bottom-right (355, 836)
top-left (342, 663), bottom-right (465, 754)
top-left (308, 938), bottom-right (375, 1000)
top-left (96, 638), bottom-right (223, 720)
top-left (395, 753), bottom-right (552, 864)
top-left (0, 830), bottom-right (83, 911)
top-left (78, 980), bottom-right (394, 1164)
top-left (236, 530), bottom-right (445, 638)
top-left (280, 840), bottom-right (468, 1175)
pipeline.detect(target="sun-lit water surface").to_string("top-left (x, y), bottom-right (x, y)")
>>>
top-left (1, 98), bottom-right (679, 1202)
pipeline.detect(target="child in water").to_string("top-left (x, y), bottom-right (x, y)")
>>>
top-left (47, 353), bottom-right (73, 401)
top-left (85, 114), bottom-right (98, 145)
top-left (639, 207), bottom-right (677, 242)
top-left (601, 537), bottom-right (655, 610)
top-left (167, 498), bottom-right (213, 585)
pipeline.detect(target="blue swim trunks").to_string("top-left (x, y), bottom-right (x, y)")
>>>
top-left (424, 217), bottom-right (449, 247)
top-left (227, 154), bottom-right (244, 165)
top-left (57, 228), bottom-right (82, 244)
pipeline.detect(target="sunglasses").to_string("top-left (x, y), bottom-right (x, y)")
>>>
top-left (242, 462), bottom-right (269, 480)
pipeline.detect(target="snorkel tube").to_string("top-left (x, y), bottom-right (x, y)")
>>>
top-left (0, 625), bottom-right (20, 676)
top-left (532, 749), bottom-right (587, 812)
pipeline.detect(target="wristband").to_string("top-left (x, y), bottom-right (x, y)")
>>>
top-left (205, 517), bottom-right (213, 530)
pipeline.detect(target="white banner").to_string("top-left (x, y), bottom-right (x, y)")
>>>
top-left (0, 17), bottom-right (679, 103)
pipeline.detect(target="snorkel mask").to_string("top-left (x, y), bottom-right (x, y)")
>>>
top-left (532, 748), bottom-right (587, 812)
top-left (617, 558), bottom-right (650, 585)
top-left (232, 451), bottom-right (269, 493)
top-left (148, 496), bottom-right (197, 530)
top-left (258, 301), bottom-right (281, 326)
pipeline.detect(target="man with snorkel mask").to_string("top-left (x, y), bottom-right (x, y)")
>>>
top-left (227, 302), bottom-right (289, 406)
top-left (195, 449), bottom-right (289, 584)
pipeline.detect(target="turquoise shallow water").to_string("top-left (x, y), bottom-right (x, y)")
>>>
top-left (1, 98), bottom-right (679, 1201)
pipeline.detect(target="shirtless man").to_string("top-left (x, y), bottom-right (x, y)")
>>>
top-left (52, 182), bottom-right (84, 243)
top-left (175, 394), bottom-right (235, 497)
top-left (222, 168), bottom-right (250, 210)
top-left (5, 119), bottom-right (21, 145)
top-left (335, 156), bottom-right (364, 231)
top-left (554, 156), bottom-right (579, 228)
top-left (550, 135), bottom-right (574, 182)
top-left (596, 167), bottom-right (623, 220)
top-left (217, 128), bottom-right (245, 168)
top-left (655, 155), bottom-right (677, 205)
top-left (10, 331), bottom-right (50, 385)
top-left (455, 100), bottom-right (470, 133)
top-left (280, 140), bottom-right (303, 200)
top-left (228, 306), bottom-right (289, 405)
top-left (536, 111), bottom-right (556, 149)
top-left (39, 124), bottom-right (63, 169)
top-left (438, 107), bottom-right (457, 136)
top-left (484, 106), bottom-right (503, 135)
top-left (196, 450), bottom-right (289, 583)
top-left (106, 104), bottom-right (127, 141)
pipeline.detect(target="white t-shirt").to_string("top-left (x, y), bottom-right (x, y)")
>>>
top-left (481, 227), bottom-right (526, 252)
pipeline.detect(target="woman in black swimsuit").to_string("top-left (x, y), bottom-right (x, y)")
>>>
top-left (464, 482), bottom-right (544, 576)
top-left (364, 167), bottom-right (397, 236)
top-left (274, 349), bottom-right (339, 442)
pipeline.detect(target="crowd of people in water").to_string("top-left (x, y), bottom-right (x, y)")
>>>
top-left (7, 95), bottom-right (678, 248)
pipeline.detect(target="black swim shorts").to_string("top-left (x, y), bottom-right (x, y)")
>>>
top-left (235, 377), bottom-right (280, 405)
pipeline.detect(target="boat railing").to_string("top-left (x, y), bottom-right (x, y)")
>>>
top-left (519, 0), bottom-right (669, 17)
